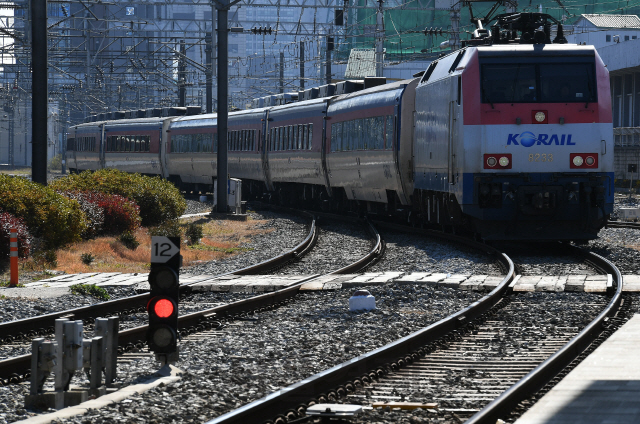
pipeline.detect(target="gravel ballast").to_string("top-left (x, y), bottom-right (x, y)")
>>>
top-left (368, 230), bottom-right (501, 275)
top-left (1, 197), bottom-right (639, 423)
top-left (3, 285), bottom-right (483, 423)
top-left (182, 209), bottom-right (309, 277)
top-left (274, 220), bottom-right (373, 275)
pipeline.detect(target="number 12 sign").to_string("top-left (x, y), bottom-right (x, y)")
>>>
top-left (151, 236), bottom-right (180, 264)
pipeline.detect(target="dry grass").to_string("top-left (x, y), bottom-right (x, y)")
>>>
top-left (0, 167), bottom-right (32, 176)
top-left (1, 216), bottom-right (273, 281)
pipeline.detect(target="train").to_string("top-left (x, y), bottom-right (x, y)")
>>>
top-left (66, 12), bottom-right (614, 241)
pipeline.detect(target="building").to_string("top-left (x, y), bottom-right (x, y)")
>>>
top-left (568, 14), bottom-right (640, 49)
top-left (596, 35), bottom-right (640, 183)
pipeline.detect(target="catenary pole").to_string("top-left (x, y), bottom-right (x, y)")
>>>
top-left (213, 0), bottom-right (242, 213)
top-left (32, 0), bottom-right (48, 185)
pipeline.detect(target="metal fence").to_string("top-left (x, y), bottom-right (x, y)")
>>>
top-left (614, 127), bottom-right (640, 146)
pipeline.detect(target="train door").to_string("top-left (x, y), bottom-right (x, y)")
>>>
top-left (391, 104), bottom-right (405, 202)
top-left (261, 110), bottom-right (274, 191)
top-left (395, 79), bottom-right (418, 205)
top-left (160, 118), bottom-right (171, 179)
top-left (320, 102), bottom-right (332, 197)
top-left (66, 128), bottom-right (76, 171)
top-left (392, 96), bottom-right (411, 205)
top-left (448, 75), bottom-right (460, 187)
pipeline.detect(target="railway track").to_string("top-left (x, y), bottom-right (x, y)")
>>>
top-left (0, 213), bottom-right (384, 388)
top-left (606, 220), bottom-right (640, 230)
top-left (466, 245), bottom-right (624, 424)
top-left (0, 211), bottom-right (317, 346)
top-left (205, 240), bottom-right (624, 424)
top-left (205, 229), bottom-right (514, 424)
top-left (0, 210), bottom-right (317, 383)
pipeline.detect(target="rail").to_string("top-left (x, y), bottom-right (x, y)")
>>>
top-left (204, 231), bottom-right (515, 424)
top-left (606, 221), bottom-right (640, 230)
top-left (0, 214), bottom-right (384, 386)
top-left (465, 245), bottom-right (624, 424)
top-left (0, 211), bottom-right (317, 383)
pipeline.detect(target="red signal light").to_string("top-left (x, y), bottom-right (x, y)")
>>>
top-left (147, 296), bottom-right (177, 318)
top-left (154, 298), bottom-right (175, 318)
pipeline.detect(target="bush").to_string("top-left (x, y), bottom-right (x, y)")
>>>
top-left (60, 191), bottom-right (141, 237)
top-left (118, 231), bottom-right (140, 250)
top-left (80, 252), bottom-right (95, 265)
top-left (50, 169), bottom-right (186, 227)
top-left (0, 211), bottom-right (33, 259)
top-left (0, 175), bottom-right (87, 248)
top-left (148, 220), bottom-right (182, 238)
top-left (185, 222), bottom-right (203, 245)
top-left (90, 192), bottom-right (141, 235)
top-left (28, 249), bottom-right (58, 269)
top-left (70, 283), bottom-right (109, 301)
top-left (48, 154), bottom-right (62, 171)
top-left (60, 191), bottom-right (105, 239)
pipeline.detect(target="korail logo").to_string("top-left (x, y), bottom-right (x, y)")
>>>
top-left (507, 132), bottom-right (575, 147)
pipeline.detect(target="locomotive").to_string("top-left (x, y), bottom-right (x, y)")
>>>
top-left (67, 12), bottom-right (614, 241)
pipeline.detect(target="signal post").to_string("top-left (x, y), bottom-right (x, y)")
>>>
top-left (148, 236), bottom-right (181, 364)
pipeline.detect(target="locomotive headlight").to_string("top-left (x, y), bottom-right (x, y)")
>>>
top-left (484, 153), bottom-right (512, 170)
top-left (573, 155), bottom-right (584, 167)
top-left (534, 111), bottom-right (546, 122)
top-left (585, 156), bottom-right (595, 166)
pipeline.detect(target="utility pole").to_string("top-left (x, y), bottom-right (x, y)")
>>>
top-left (205, 32), bottom-right (213, 113)
top-left (213, 0), bottom-right (242, 213)
top-left (32, 0), bottom-right (48, 185)
top-left (279, 52), bottom-right (284, 94)
top-left (375, 0), bottom-right (384, 77)
top-left (299, 41), bottom-right (305, 90)
top-left (62, 95), bottom-right (67, 174)
top-left (326, 37), bottom-right (332, 84)
top-left (178, 40), bottom-right (186, 107)
top-left (5, 102), bottom-right (14, 169)
top-left (449, 1), bottom-right (461, 50)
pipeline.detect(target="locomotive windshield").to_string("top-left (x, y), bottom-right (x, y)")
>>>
top-left (480, 57), bottom-right (597, 104)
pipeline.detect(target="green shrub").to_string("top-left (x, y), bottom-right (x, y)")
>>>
top-left (0, 175), bottom-right (87, 248)
top-left (27, 249), bottom-right (58, 270)
top-left (80, 252), bottom-right (95, 265)
top-left (50, 169), bottom-right (186, 227)
top-left (60, 191), bottom-right (105, 239)
top-left (70, 283), bottom-right (110, 301)
top-left (118, 231), bottom-right (140, 250)
top-left (60, 191), bottom-right (141, 237)
top-left (48, 154), bottom-right (62, 171)
top-left (148, 219), bottom-right (182, 238)
top-left (0, 281), bottom-right (24, 288)
top-left (185, 222), bottom-right (203, 245)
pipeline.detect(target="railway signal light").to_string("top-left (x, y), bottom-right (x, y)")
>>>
top-left (251, 26), bottom-right (273, 35)
top-left (423, 27), bottom-right (445, 36)
top-left (147, 236), bottom-right (181, 362)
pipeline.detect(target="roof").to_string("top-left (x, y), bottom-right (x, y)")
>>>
top-left (576, 14), bottom-right (640, 29)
